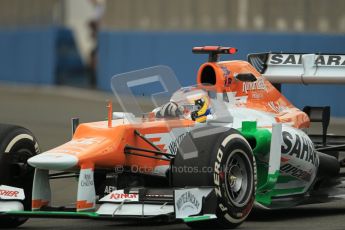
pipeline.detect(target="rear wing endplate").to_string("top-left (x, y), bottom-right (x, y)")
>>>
top-left (248, 53), bottom-right (345, 84)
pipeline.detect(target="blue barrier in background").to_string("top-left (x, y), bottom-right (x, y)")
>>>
top-left (98, 31), bottom-right (345, 116)
top-left (0, 29), bottom-right (344, 116)
top-left (0, 28), bottom-right (56, 84)
top-left (0, 27), bottom-right (85, 85)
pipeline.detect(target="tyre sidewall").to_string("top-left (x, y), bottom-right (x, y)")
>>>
top-left (0, 125), bottom-right (40, 228)
top-left (211, 131), bottom-right (256, 227)
top-left (0, 126), bottom-right (39, 155)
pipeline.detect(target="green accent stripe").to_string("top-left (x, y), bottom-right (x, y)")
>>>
top-left (239, 121), bottom-right (271, 155)
top-left (258, 171), bottom-right (280, 192)
top-left (277, 175), bottom-right (299, 183)
top-left (256, 186), bottom-right (305, 206)
top-left (183, 215), bottom-right (216, 222)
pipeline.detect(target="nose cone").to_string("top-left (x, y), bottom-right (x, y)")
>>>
top-left (28, 152), bottom-right (78, 171)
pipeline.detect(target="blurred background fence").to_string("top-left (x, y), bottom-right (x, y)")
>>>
top-left (1, 0), bottom-right (345, 116)
top-left (2, 0), bottom-right (345, 33)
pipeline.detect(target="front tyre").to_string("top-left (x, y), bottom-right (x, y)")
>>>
top-left (187, 131), bottom-right (256, 229)
top-left (0, 124), bottom-right (40, 228)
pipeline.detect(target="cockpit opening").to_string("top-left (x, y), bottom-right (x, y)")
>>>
top-left (200, 65), bottom-right (217, 85)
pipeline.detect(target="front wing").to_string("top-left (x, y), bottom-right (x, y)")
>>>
top-left (0, 186), bottom-right (216, 223)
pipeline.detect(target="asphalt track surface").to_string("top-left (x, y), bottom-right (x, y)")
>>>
top-left (1, 84), bottom-right (345, 230)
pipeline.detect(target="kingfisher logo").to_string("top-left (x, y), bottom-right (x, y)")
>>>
top-left (242, 78), bottom-right (267, 93)
top-left (0, 189), bottom-right (19, 197)
top-left (105, 192), bottom-right (139, 202)
top-left (0, 185), bottom-right (25, 200)
top-left (99, 190), bottom-right (139, 203)
top-left (110, 193), bottom-right (138, 200)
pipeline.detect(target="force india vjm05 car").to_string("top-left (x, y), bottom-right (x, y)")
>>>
top-left (1, 46), bottom-right (345, 229)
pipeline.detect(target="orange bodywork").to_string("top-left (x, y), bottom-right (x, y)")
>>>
top-left (76, 200), bottom-right (94, 210)
top-left (44, 59), bottom-right (309, 172)
top-left (29, 48), bottom-right (314, 213)
top-left (45, 119), bottom-right (194, 171)
top-left (196, 61), bottom-right (310, 128)
top-left (32, 199), bottom-right (49, 210)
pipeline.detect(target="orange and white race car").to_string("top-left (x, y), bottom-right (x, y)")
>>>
top-left (1, 46), bottom-right (345, 229)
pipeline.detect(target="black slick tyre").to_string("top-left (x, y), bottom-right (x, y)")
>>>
top-left (0, 124), bottom-right (40, 228)
top-left (186, 130), bottom-right (256, 229)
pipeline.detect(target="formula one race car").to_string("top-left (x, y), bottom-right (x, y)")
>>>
top-left (1, 46), bottom-right (345, 229)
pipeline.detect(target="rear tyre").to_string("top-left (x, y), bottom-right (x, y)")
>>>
top-left (0, 124), bottom-right (40, 228)
top-left (186, 131), bottom-right (256, 229)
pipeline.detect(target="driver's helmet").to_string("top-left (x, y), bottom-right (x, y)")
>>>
top-left (170, 87), bottom-right (211, 122)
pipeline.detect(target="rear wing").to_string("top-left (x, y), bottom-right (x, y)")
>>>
top-left (248, 53), bottom-right (345, 84)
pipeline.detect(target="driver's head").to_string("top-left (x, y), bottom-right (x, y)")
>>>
top-left (169, 87), bottom-right (211, 121)
top-left (190, 95), bottom-right (210, 122)
top-left (195, 98), bottom-right (205, 109)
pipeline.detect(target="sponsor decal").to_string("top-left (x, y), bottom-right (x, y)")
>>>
top-left (99, 190), bottom-right (139, 203)
top-left (281, 131), bottom-right (317, 166)
top-left (268, 101), bottom-right (288, 113)
top-left (214, 148), bottom-right (223, 197)
top-left (0, 189), bottom-right (19, 197)
top-left (168, 133), bottom-right (187, 155)
top-left (110, 193), bottom-right (138, 201)
top-left (242, 78), bottom-right (267, 93)
top-left (280, 163), bottom-right (311, 181)
top-left (176, 191), bottom-right (200, 211)
top-left (0, 185), bottom-right (25, 200)
top-left (268, 54), bottom-right (345, 66)
top-left (251, 92), bottom-right (264, 99)
top-left (175, 188), bottom-right (213, 219)
top-left (220, 66), bottom-right (232, 86)
top-left (81, 173), bottom-right (94, 187)
top-left (104, 186), bottom-right (116, 194)
top-left (224, 76), bottom-right (232, 87)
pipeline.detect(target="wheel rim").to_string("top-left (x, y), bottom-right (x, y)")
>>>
top-left (224, 150), bottom-right (253, 207)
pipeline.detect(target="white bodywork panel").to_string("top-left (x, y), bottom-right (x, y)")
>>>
top-left (32, 169), bottom-right (51, 210)
top-left (0, 201), bottom-right (24, 212)
top-left (77, 168), bottom-right (96, 212)
top-left (99, 190), bottom-right (139, 203)
top-left (263, 53), bottom-right (345, 84)
top-left (174, 188), bottom-right (213, 219)
top-left (97, 203), bottom-right (174, 216)
top-left (229, 107), bottom-right (276, 129)
top-left (269, 123), bottom-right (282, 174)
top-left (28, 152), bottom-right (78, 171)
